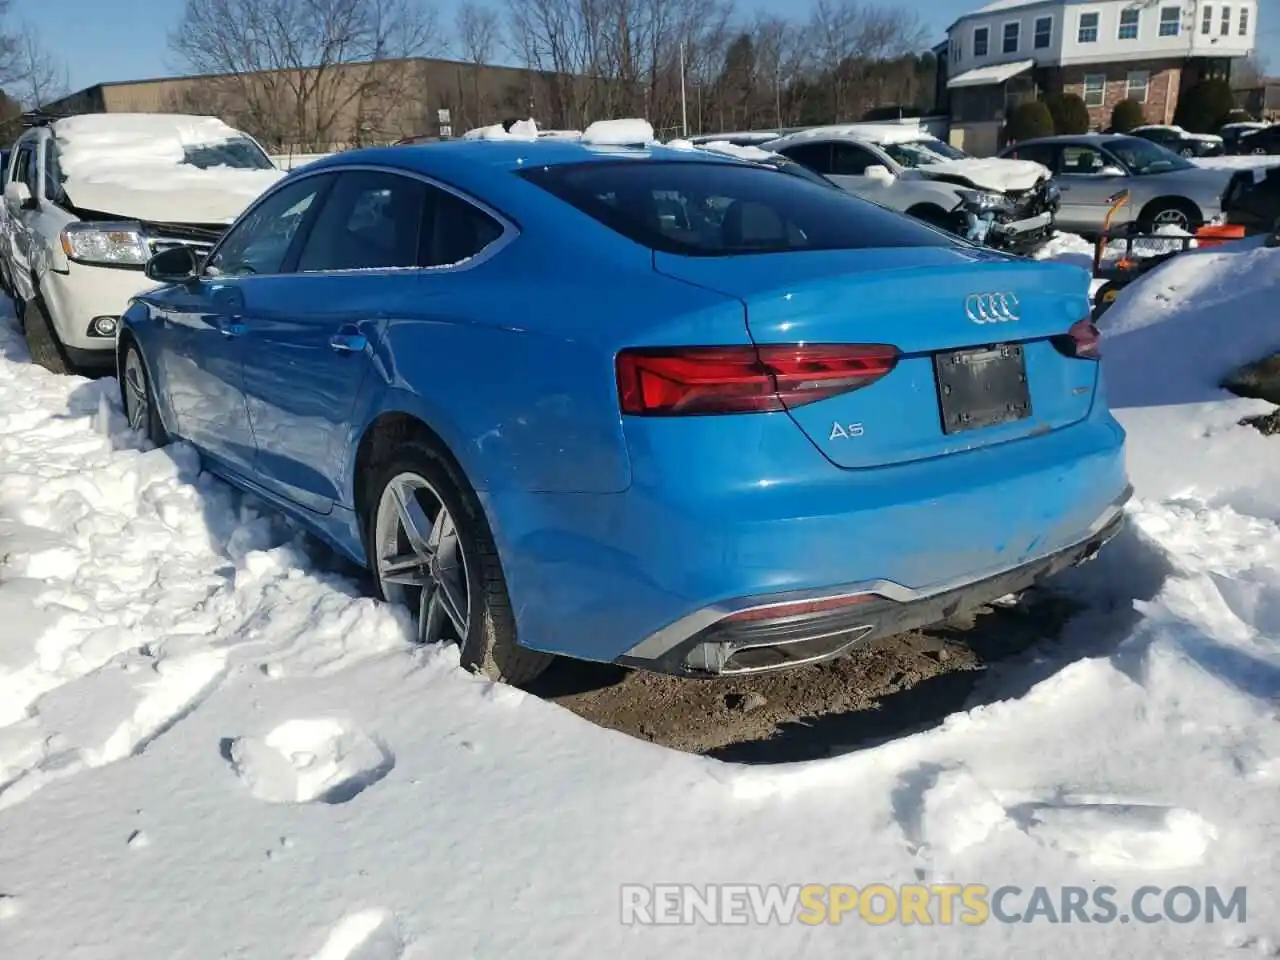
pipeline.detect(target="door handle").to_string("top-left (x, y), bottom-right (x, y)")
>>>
top-left (329, 331), bottom-right (367, 354)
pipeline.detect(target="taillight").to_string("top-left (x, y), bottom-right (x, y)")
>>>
top-left (1052, 319), bottom-right (1101, 360)
top-left (615, 344), bottom-right (899, 416)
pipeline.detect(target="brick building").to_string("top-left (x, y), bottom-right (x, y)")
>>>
top-left (937, 0), bottom-right (1259, 155)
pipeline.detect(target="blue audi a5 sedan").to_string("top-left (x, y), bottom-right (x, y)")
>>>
top-left (117, 134), bottom-right (1130, 684)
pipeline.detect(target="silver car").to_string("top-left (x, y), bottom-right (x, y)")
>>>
top-left (997, 134), bottom-right (1234, 235)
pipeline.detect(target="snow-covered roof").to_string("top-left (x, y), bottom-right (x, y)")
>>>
top-left (459, 118), bottom-right (657, 147)
top-left (765, 123), bottom-right (938, 147)
top-left (947, 59), bottom-right (1036, 89)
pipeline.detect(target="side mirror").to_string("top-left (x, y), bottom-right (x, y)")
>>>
top-left (1099, 165), bottom-right (1127, 177)
top-left (864, 164), bottom-right (895, 182)
top-left (145, 245), bottom-right (200, 283)
top-left (4, 180), bottom-right (34, 210)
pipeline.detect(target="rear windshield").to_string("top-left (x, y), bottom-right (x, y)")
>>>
top-left (519, 160), bottom-right (958, 256)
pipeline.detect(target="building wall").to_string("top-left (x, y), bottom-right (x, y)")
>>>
top-left (1059, 59), bottom-right (1183, 126)
top-left (44, 58), bottom-right (562, 152)
top-left (948, 0), bottom-right (1257, 74)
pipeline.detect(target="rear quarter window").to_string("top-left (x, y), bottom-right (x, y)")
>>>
top-left (519, 160), bottom-right (958, 256)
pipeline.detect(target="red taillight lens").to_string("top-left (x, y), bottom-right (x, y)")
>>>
top-left (616, 344), bottom-right (899, 416)
top-left (1052, 319), bottom-right (1101, 360)
top-left (720, 593), bottom-right (880, 624)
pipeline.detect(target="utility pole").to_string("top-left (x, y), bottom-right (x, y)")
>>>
top-left (680, 41), bottom-right (689, 137)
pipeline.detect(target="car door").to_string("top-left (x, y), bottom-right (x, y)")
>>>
top-left (238, 168), bottom-right (433, 514)
top-left (156, 174), bottom-right (333, 473)
top-left (1054, 143), bottom-right (1132, 234)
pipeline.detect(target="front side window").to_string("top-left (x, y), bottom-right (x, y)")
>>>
top-left (1035, 15), bottom-right (1053, 47)
top-left (520, 160), bottom-right (958, 256)
top-left (1083, 74), bottom-right (1107, 108)
top-left (296, 171), bottom-right (427, 272)
top-left (1118, 9), bottom-right (1140, 39)
top-left (1078, 11), bottom-right (1100, 42)
top-left (43, 143), bottom-right (63, 202)
top-left (1159, 6), bottom-right (1181, 36)
top-left (11, 142), bottom-right (33, 191)
top-left (1003, 21), bottom-right (1021, 53)
top-left (831, 142), bottom-right (882, 175)
top-left (1005, 143), bottom-right (1058, 168)
top-left (206, 175), bottom-right (330, 277)
top-left (974, 26), bottom-right (990, 56)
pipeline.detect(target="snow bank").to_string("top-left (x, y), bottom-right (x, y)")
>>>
top-left (1194, 155), bottom-right (1280, 172)
top-left (54, 113), bottom-right (283, 224)
top-left (2, 231), bottom-right (1280, 958)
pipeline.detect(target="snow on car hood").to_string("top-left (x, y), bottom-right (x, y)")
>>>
top-left (63, 167), bottom-right (285, 225)
top-left (912, 157), bottom-right (1050, 193)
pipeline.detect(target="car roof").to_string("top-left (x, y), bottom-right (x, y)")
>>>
top-left (1006, 133), bottom-right (1137, 148)
top-left (764, 123), bottom-right (938, 148)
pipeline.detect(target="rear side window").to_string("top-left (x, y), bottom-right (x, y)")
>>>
top-left (1004, 143), bottom-right (1057, 169)
top-left (520, 160), bottom-right (956, 256)
top-left (421, 188), bottom-right (505, 267)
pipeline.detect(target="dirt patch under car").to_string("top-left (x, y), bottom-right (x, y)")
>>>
top-left (527, 590), bottom-right (1079, 763)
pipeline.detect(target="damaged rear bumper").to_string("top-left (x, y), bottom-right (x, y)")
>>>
top-left (617, 486), bottom-right (1131, 678)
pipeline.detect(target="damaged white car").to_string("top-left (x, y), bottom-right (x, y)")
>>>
top-left (1, 113), bottom-right (283, 373)
top-left (761, 124), bottom-right (1059, 253)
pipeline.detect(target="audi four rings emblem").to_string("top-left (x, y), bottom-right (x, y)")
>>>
top-left (965, 292), bottom-right (1021, 324)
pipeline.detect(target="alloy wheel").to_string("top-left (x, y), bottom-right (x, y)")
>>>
top-left (123, 348), bottom-right (150, 433)
top-left (1151, 207), bottom-right (1191, 230)
top-left (374, 472), bottom-right (471, 646)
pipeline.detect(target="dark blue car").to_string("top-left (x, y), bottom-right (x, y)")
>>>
top-left (117, 134), bottom-right (1129, 684)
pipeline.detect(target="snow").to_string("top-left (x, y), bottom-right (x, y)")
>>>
top-left (461, 119), bottom-right (540, 141)
top-left (581, 118), bottom-right (656, 146)
top-left (916, 156), bottom-right (1049, 192)
top-left (677, 139), bottom-right (779, 163)
top-left (771, 123), bottom-right (943, 146)
top-left (1133, 124), bottom-right (1222, 144)
top-left (2, 233), bottom-right (1280, 956)
top-left (54, 113), bottom-right (284, 224)
top-left (1194, 155), bottom-right (1280, 173)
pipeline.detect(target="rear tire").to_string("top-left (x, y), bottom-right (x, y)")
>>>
top-left (23, 296), bottom-right (70, 375)
top-left (1137, 198), bottom-right (1200, 233)
top-left (362, 437), bottom-right (553, 686)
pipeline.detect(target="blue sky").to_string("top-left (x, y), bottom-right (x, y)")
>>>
top-left (17, 0), bottom-right (1279, 94)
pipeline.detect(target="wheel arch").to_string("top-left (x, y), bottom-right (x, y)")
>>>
top-left (351, 407), bottom-right (473, 526)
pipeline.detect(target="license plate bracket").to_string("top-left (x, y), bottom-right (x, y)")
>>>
top-left (935, 343), bottom-right (1031, 435)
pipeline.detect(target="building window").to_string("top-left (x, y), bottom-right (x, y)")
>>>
top-left (1034, 15), bottom-right (1053, 48)
top-left (1202, 4), bottom-right (1214, 33)
top-left (1220, 5), bottom-right (1231, 34)
top-left (1159, 6), bottom-right (1181, 36)
top-left (1083, 73), bottom-right (1107, 108)
top-left (1118, 9), bottom-right (1140, 39)
top-left (1240, 5), bottom-right (1249, 34)
top-left (1078, 11), bottom-right (1100, 42)
top-left (1002, 21), bottom-right (1021, 53)
top-left (973, 25), bottom-right (990, 56)
top-left (1127, 70), bottom-right (1150, 103)
top-left (953, 39), bottom-right (963, 62)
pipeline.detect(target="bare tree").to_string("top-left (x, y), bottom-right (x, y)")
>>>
top-left (169, 0), bottom-right (444, 152)
top-left (11, 26), bottom-right (67, 108)
top-left (455, 1), bottom-right (502, 126)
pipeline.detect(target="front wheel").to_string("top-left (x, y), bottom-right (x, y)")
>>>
top-left (364, 439), bottom-right (553, 685)
top-left (1138, 199), bottom-right (1200, 233)
top-left (120, 340), bottom-right (169, 445)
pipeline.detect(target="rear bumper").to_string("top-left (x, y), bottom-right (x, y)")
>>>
top-left (618, 487), bottom-right (1129, 676)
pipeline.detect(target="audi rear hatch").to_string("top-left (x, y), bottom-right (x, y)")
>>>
top-left (653, 249), bottom-right (1101, 469)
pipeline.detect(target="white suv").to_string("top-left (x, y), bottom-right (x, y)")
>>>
top-left (760, 124), bottom-right (1060, 252)
top-left (1, 113), bottom-right (282, 373)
